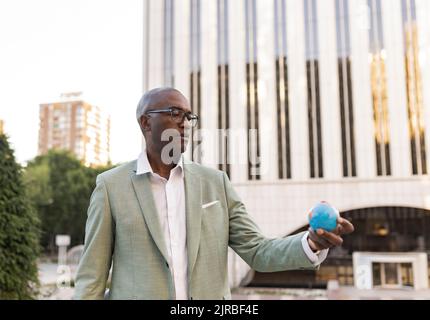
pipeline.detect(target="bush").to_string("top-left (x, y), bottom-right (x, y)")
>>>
top-left (0, 134), bottom-right (41, 299)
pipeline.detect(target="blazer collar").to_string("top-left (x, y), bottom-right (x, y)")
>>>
top-left (136, 149), bottom-right (184, 178)
top-left (130, 158), bottom-right (202, 279)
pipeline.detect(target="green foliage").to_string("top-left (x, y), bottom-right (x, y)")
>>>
top-left (0, 134), bottom-right (41, 299)
top-left (23, 150), bottom-right (115, 254)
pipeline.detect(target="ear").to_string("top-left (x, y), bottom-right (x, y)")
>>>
top-left (139, 115), bottom-right (151, 133)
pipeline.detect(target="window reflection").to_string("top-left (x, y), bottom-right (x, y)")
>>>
top-left (274, 0), bottom-right (291, 179)
top-left (335, 0), bottom-right (356, 177)
top-left (190, 0), bottom-right (202, 162)
top-left (163, 0), bottom-right (175, 86)
top-left (368, 0), bottom-right (391, 176)
top-left (304, 0), bottom-right (323, 179)
top-left (401, 0), bottom-right (427, 175)
top-left (245, 0), bottom-right (261, 180)
top-left (217, 0), bottom-right (230, 177)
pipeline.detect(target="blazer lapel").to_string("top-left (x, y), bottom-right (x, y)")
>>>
top-left (183, 161), bottom-right (202, 280)
top-left (130, 170), bottom-right (170, 264)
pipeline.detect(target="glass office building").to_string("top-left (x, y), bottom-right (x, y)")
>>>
top-left (142, 0), bottom-right (430, 290)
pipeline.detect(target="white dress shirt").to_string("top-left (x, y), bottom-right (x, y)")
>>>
top-left (136, 150), bottom-right (188, 300)
top-left (136, 150), bottom-right (328, 300)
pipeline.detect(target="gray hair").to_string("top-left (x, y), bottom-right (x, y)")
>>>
top-left (136, 87), bottom-right (182, 123)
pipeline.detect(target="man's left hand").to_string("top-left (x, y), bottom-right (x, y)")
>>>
top-left (307, 217), bottom-right (355, 251)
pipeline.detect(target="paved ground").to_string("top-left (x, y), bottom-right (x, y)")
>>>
top-left (232, 286), bottom-right (430, 300)
top-left (41, 286), bottom-right (430, 300)
top-left (232, 287), bottom-right (328, 300)
top-left (38, 263), bottom-right (430, 300)
top-left (325, 286), bottom-right (430, 300)
top-left (38, 263), bottom-right (76, 300)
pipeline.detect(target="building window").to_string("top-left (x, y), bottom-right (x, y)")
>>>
top-left (304, 0), bottom-right (323, 178)
top-left (401, 0), bottom-right (427, 175)
top-left (190, 0), bottom-right (202, 162)
top-left (245, 0), bottom-right (260, 180)
top-left (143, 0), bottom-right (151, 92)
top-left (368, 0), bottom-right (391, 176)
top-left (217, 0), bottom-right (231, 177)
top-left (163, 0), bottom-right (175, 86)
top-left (335, 0), bottom-right (356, 177)
top-left (274, 0), bottom-right (291, 179)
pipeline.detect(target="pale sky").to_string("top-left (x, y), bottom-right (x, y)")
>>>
top-left (0, 0), bottom-right (144, 165)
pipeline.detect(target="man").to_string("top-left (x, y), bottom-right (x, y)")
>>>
top-left (74, 87), bottom-right (354, 300)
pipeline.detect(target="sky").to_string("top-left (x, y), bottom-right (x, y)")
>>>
top-left (0, 0), bottom-right (144, 165)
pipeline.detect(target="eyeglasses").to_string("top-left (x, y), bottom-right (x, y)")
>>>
top-left (145, 107), bottom-right (199, 127)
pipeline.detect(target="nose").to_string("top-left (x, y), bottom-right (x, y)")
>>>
top-left (180, 118), bottom-right (191, 130)
top-left (179, 121), bottom-right (191, 139)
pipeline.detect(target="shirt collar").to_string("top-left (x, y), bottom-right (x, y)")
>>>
top-left (136, 149), bottom-right (184, 178)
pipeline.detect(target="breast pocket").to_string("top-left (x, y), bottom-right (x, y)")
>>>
top-left (202, 200), bottom-right (224, 220)
top-left (202, 200), bottom-right (220, 210)
top-left (201, 200), bottom-right (227, 242)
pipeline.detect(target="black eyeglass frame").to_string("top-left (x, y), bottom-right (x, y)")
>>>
top-left (144, 107), bottom-right (199, 127)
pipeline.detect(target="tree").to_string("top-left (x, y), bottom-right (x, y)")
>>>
top-left (0, 134), bottom-right (40, 299)
top-left (24, 150), bottom-right (114, 254)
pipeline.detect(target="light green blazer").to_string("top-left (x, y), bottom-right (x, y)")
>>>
top-left (73, 159), bottom-right (317, 300)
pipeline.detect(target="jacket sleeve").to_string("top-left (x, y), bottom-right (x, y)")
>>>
top-left (222, 172), bottom-right (317, 272)
top-left (73, 175), bottom-right (114, 299)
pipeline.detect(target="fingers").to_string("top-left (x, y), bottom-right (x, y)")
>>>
top-left (307, 216), bottom-right (354, 250)
top-left (308, 238), bottom-right (325, 251)
top-left (337, 217), bottom-right (355, 234)
top-left (317, 228), bottom-right (344, 247)
top-left (332, 224), bottom-right (342, 235)
top-left (308, 228), bottom-right (334, 249)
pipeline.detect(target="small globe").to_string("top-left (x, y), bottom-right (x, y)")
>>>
top-left (308, 202), bottom-right (339, 232)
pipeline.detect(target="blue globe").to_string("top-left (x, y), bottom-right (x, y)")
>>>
top-left (308, 202), bottom-right (339, 232)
